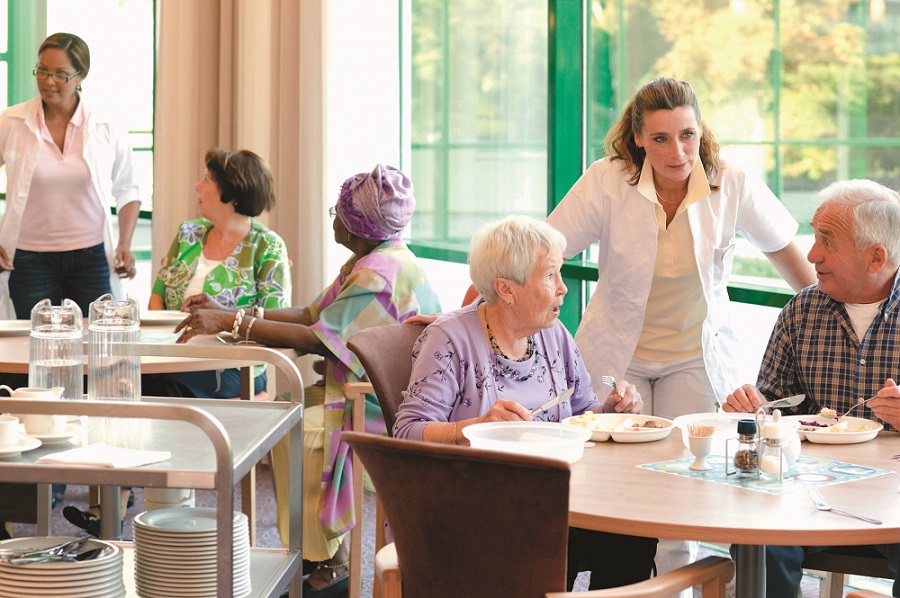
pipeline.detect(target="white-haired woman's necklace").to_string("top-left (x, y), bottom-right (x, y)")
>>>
top-left (482, 304), bottom-right (538, 381)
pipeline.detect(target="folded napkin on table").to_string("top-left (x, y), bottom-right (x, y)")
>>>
top-left (37, 443), bottom-right (172, 468)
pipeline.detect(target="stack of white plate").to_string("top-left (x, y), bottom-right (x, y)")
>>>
top-left (0, 536), bottom-right (124, 598)
top-left (133, 507), bottom-right (250, 598)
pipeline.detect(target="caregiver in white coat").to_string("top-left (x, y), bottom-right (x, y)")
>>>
top-left (0, 32), bottom-right (140, 320)
top-left (546, 77), bottom-right (816, 592)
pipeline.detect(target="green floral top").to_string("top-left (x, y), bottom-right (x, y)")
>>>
top-left (152, 219), bottom-right (291, 310)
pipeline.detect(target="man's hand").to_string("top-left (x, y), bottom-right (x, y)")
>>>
top-left (723, 384), bottom-right (766, 413)
top-left (869, 378), bottom-right (900, 429)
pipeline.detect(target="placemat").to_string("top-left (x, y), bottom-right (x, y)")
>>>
top-left (640, 454), bottom-right (895, 495)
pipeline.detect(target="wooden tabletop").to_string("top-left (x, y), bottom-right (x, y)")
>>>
top-left (569, 430), bottom-right (899, 546)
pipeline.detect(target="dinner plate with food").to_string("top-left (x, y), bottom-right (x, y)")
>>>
top-left (562, 412), bottom-right (674, 443)
top-left (783, 414), bottom-right (883, 444)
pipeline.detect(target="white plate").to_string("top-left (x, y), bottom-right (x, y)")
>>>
top-left (562, 413), bottom-right (674, 443)
top-left (141, 310), bottom-right (187, 326)
top-left (133, 507), bottom-right (245, 533)
top-left (30, 424), bottom-right (81, 447)
top-left (783, 415), bottom-right (882, 444)
top-left (0, 320), bottom-right (30, 337)
top-left (0, 436), bottom-right (41, 458)
top-left (0, 537), bottom-right (121, 573)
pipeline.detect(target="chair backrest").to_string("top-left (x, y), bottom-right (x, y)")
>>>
top-left (347, 323), bottom-right (425, 434)
top-left (342, 431), bottom-right (571, 598)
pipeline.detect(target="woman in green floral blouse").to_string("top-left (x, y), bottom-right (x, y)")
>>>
top-left (145, 147), bottom-right (291, 397)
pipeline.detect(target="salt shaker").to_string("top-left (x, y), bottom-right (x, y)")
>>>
top-left (759, 410), bottom-right (787, 480)
top-left (29, 298), bottom-right (84, 401)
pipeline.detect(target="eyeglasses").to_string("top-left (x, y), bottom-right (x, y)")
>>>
top-left (33, 68), bottom-right (81, 83)
top-left (328, 206), bottom-right (337, 218)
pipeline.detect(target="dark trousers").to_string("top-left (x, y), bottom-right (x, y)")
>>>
top-left (142, 369), bottom-right (267, 399)
top-left (9, 243), bottom-right (111, 319)
top-left (731, 544), bottom-right (900, 597)
top-left (567, 527), bottom-right (659, 590)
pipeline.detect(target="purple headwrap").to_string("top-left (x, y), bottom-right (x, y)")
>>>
top-left (336, 164), bottom-right (415, 241)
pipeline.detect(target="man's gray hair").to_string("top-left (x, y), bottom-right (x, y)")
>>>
top-left (469, 215), bottom-right (567, 303)
top-left (819, 179), bottom-right (900, 263)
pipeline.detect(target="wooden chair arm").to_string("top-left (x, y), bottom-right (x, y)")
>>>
top-left (342, 382), bottom-right (374, 400)
top-left (546, 556), bottom-right (734, 598)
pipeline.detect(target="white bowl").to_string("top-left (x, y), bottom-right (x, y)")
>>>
top-left (783, 415), bottom-right (882, 444)
top-left (462, 421), bottom-right (592, 463)
top-left (561, 413), bottom-right (674, 443)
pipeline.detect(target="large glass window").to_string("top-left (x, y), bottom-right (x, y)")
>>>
top-left (410, 0), bottom-right (549, 243)
top-left (587, 0), bottom-right (900, 287)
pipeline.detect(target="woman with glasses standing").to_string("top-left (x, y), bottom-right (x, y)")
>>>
top-left (0, 32), bottom-right (140, 320)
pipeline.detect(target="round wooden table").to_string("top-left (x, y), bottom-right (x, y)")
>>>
top-left (568, 429), bottom-right (899, 597)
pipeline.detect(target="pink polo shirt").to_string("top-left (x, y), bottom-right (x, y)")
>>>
top-left (17, 101), bottom-right (106, 252)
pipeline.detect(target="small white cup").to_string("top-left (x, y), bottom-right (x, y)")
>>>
top-left (0, 415), bottom-right (21, 450)
top-left (0, 386), bottom-right (66, 436)
top-left (688, 435), bottom-right (714, 471)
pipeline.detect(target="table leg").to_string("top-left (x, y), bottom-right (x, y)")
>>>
top-left (99, 486), bottom-right (122, 540)
top-left (734, 544), bottom-right (766, 598)
top-left (35, 483), bottom-right (51, 536)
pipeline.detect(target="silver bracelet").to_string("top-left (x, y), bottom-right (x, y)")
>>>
top-left (244, 316), bottom-right (257, 341)
top-left (231, 308), bottom-right (245, 340)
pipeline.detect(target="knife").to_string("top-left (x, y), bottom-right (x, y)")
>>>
top-left (530, 387), bottom-right (575, 415)
top-left (758, 393), bottom-right (805, 410)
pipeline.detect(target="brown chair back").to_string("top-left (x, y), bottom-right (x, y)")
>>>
top-left (342, 431), bottom-right (571, 598)
top-left (347, 323), bottom-right (425, 434)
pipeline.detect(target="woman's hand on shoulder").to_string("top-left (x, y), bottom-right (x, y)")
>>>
top-left (404, 313), bottom-right (440, 326)
top-left (481, 398), bottom-right (532, 422)
top-left (600, 379), bottom-right (642, 414)
top-left (181, 293), bottom-right (228, 313)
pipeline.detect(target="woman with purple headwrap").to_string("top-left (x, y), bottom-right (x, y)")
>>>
top-left (179, 164), bottom-right (442, 596)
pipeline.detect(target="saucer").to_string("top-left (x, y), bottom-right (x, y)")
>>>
top-left (0, 436), bottom-right (41, 458)
top-left (30, 424), bottom-right (81, 447)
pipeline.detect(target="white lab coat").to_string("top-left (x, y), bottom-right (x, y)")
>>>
top-left (547, 157), bottom-right (797, 404)
top-left (0, 96), bottom-right (140, 318)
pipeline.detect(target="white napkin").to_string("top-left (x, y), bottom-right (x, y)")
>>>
top-left (37, 443), bottom-right (172, 468)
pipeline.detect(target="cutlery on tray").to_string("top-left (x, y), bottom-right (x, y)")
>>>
top-left (530, 387), bottom-right (575, 415)
top-left (808, 487), bottom-right (881, 525)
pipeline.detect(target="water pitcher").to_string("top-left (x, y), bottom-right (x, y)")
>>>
top-left (29, 298), bottom-right (83, 401)
top-left (88, 294), bottom-right (141, 402)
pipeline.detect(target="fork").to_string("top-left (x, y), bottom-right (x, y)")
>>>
top-left (838, 396), bottom-right (877, 421)
top-left (808, 487), bottom-right (881, 525)
top-left (599, 375), bottom-right (617, 390)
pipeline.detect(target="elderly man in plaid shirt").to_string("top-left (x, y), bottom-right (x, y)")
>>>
top-left (724, 178), bottom-right (900, 597)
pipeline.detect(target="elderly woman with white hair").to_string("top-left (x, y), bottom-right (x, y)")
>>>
top-left (181, 164), bottom-right (442, 597)
top-left (393, 214), bottom-right (658, 591)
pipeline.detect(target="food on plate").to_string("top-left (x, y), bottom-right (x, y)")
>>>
top-left (818, 407), bottom-right (839, 418)
top-left (566, 412), bottom-right (666, 432)
top-left (798, 419), bottom-right (875, 433)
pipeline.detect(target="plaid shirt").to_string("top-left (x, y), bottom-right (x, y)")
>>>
top-left (757, 269), bottom-right (900, 431)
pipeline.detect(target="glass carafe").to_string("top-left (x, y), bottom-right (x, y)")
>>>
top-left (29, 298), bottom-right (83, 401)
top-left (87, 294), bottom-right (141, 402)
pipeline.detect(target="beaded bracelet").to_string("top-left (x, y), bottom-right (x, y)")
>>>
top-left (231, 308), bottom-right (245, 340)
top-left (244, 316), bottom-right (258, 341)
top-left (252, 305), bottom-right (265, 320)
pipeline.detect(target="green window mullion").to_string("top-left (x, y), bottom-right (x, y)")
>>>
top-left (548, 0), bottom-right (585, 333)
